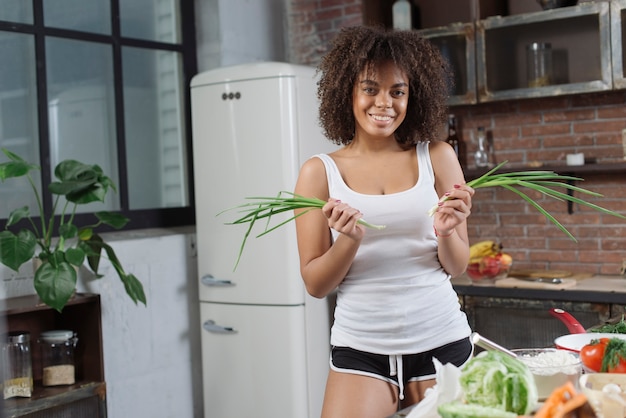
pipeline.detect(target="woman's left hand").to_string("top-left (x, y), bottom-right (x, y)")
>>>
top-left (433, 184), bottom-right (474, 235)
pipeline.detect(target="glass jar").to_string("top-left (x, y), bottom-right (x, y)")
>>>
top-left (2, 331), bottom-right (33, 399)
top-left (474, 127), bottom-right (489, 168)
top-left (527, 42), bottom-right (553, 87)
top-left (39, 330), bottom-right (78, 386)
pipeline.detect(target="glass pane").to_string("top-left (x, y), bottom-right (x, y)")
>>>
top-left (46, 37), bottom-right (119, 213)
top-left (44, 0), bottom-right (110, 34)
top-left (0, 0), bottom-right (33, 24)
top-left (0, 32), bottom-right (40, 219)
top-left (122, 47), bottom-right (188, 209)
top-left (120, 0), bottom-right (181, 43)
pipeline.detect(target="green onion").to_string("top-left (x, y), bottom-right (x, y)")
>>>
top-left (428, 161), bottom-right (626, 241)
top-left (219, 191), bottom-right (385, 269)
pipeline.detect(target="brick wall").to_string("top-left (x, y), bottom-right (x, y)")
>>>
top-left (453, 92), bottom-right (626, 276)
top-left (286, 0), bottom-right (363, 65)
top-left (287, 1), bottom-right (626, 275)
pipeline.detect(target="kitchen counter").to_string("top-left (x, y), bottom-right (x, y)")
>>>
top-left (452, 275), bottom-right (626, 304)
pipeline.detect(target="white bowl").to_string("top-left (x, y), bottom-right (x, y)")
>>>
top-left (554, 333), bottom-right (626, 352)
top-left (512, 348), bottom-right (582, 401)
top-left (579, 373), bottom-right (626, 418)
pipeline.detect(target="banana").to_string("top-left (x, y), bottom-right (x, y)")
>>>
top-left (469, 240), bottom-right (502, 262)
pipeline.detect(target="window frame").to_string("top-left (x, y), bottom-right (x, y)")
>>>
top-left (0, 0), bottom-right (197, 232)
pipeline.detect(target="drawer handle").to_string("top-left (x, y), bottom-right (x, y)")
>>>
top-left (203, 320), bottom-right (237, 334)
top-left (201, 274), bottom-right (235, 287)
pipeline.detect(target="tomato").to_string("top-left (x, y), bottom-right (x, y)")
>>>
top-left (580, 338), bottom-right (610, 372)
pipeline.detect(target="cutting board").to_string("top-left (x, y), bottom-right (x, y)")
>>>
top-left (508, 269), bottom-right (593, 281)
top-left (495, 277), bottom-right (578, 290)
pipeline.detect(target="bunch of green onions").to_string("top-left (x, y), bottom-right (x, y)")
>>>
top-left (222, 162), bottom-right (624, 269)
top-left (220, 192), bottom-right (385, 269)
top-left (428, 161), bottom-right (625, 239)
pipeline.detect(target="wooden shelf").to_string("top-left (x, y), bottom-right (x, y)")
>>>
top-left (464, 161), bottom-right (626, 181)
top-left (1, 293), bottom-right (106, 417)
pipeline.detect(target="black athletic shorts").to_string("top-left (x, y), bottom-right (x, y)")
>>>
top-left (330, 337), bottom-right (473, 396)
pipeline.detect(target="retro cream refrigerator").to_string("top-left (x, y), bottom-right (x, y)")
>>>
top-left (190, 62), bottom-right (336, 418)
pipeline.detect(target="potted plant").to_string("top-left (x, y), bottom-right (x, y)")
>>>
top-left (0, 148), bottom-right (146, 312)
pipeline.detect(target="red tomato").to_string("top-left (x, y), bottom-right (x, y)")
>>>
top-left (580, 338), bottom-right (610, 372)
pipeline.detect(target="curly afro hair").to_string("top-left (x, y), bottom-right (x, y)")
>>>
top-left (316, 26), bottom-right (452, 146)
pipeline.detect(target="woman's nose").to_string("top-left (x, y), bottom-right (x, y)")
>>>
top-left (376, 95), bottom-right (391, 108)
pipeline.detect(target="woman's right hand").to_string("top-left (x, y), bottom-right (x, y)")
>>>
top-left (322, 198), bottom-right (365, 241)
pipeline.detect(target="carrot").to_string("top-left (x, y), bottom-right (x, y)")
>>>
top-left (534, 381), bottom-right (581, 418)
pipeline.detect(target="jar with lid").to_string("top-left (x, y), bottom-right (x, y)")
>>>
top-left (2, 331), bottom-right (33, 399)
top-left (527, 42), bottom-right (553, 87)
top-left (39, 330), bottom-right (78, 386)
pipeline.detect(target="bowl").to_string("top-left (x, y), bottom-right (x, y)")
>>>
top-left (554, 333), bottom-right (626, 352)
top-left (466, 257), bottom-right (511, 285)
top-left (537, 0), bottom-right (578, 10)
top-left (512, 348), bottom-right (582, 401)
top-left (579, 373), bottom-right (626, 418)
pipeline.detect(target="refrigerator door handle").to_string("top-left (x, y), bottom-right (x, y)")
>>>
top-left (201, 274), bottom-right (235, 287)
top-left (203, 320), bottom-right (238, 334)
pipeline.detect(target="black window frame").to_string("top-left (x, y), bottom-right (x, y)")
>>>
top-left (0, 0), bottom-right (197, 233)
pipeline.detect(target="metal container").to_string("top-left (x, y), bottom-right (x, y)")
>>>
top-left (2, 331), bottom-right (33, 399)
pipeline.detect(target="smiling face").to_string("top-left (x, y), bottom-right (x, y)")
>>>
top-left (352, 60), bottom-right (409, 141)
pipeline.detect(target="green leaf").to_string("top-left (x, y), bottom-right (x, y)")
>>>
top-left (6, 206), bottom-right (30, 227)
top-left (95, 211), bottom-right (129, 229)
top-left (121, 273), bottom-right (147, 306)
top-left (34, 260), bottom-right (77, 312)
top-left (0, 230), bottom-right (37, 271)
top-left (65, 247), bottom-right (85, 267)
top-left (0, 148), bottom-right (39, 180)
top-left (59, 223), bottom-right (78, 240)
top-left (49, 159), bottom-right (115, 204)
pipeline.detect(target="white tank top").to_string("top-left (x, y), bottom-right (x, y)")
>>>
top-left (314, 141), bottom-right (470, 355)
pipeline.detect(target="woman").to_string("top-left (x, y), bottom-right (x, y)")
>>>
top-left (294, 26), bottom-right (475, 417)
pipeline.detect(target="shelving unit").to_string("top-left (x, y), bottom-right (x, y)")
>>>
top-left (611, 0), bottom-right (626, 89)
top-left (417, 22), bottom-right (477, 105)
top-left (477, 2), bottom-right (612, 102)
top-left (2, 293), bottom-right (107, 418)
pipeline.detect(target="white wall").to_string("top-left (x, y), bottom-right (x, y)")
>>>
top-left (195, 0), bottom-right (286, 72)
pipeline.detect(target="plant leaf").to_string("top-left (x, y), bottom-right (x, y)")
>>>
top-left (0, 229), bottom-right (37, 271)
top-left (6, 206), bottom-right (29, 227)
top-left (34, 260), bottom-right (77, 312)
top-left (0, 148), bottom-right (39, 180)
top-left (65, 247), bottom-right (86, 267)
top-left (121, 273), bottom-right (147, 305)
top-left (95, 211), bottom-right (129, 229)
top-left (59, 223), bottom-right (78, 240)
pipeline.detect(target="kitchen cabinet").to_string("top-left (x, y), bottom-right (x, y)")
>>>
top-left (2, 293), bottom-right (106, 418)
top-left (477, 2), bottom-right (612, 102)
top-left (452, 275), bottom-right (626, 350)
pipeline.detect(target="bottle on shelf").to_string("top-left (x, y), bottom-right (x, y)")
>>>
top-left (446, 114), bottom-right (466, 169)
top-left (474, 126), bottom-right (489, 168)
top-left (392, 0), bottom-right (412, 30)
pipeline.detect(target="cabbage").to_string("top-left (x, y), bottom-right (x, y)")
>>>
top-left (458, 350), bottom-right (538, 415)
top-left (438, 401), bottom-right (517, 418)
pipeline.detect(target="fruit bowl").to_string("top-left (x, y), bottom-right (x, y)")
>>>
top-left (466, 255), bottom-right (512, 285)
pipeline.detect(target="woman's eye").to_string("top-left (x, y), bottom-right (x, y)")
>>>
top-left (392, 90), bottom-right (406, 97)
top-left (363, 87), bottom-right (376, 95)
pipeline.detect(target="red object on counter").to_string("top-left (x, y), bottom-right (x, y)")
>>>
top-left (550, 308), bottom-right (586, 334)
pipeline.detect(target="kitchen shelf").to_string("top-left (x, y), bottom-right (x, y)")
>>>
top-left (464, 161), bottom-right (626, 181)
top-left (417, 22), bottom-right (477, 105)
top-left (477, 2), bottom-right (612, 102)
top-left (1, 293), bottom-right (106, 418)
